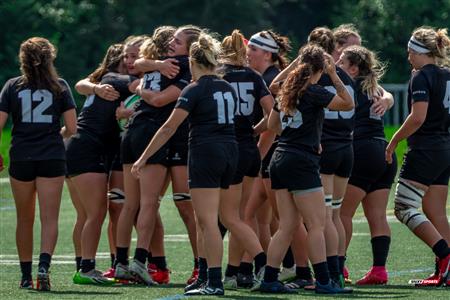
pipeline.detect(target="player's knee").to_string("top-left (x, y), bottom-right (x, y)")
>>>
top-left (394, 179), bottom-right (428, 231)
top-left (108, 188), bottom-right (125, 204)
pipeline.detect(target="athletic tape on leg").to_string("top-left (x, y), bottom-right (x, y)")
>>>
top-left (325, 194), bottom-right (333, 207)
top-left (332, 197), bottom-right (343, 209)
top-left (108, 188), bottom-right (125, 204)
top-left (173, 193), bottom-right (191, 202)
top-left (394, 179), bottom-right (428, 231)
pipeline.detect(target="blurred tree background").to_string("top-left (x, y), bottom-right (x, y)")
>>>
top-left (1, 0), bottom-right (449, 106)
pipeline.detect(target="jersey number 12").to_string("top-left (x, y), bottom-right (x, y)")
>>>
top-left (18, 89), bottom-right (53, 123)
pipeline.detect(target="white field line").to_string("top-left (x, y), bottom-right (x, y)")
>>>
top-left (0, 178), bottom-right (9, 184)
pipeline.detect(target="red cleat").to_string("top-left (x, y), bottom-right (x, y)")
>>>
top-left (437, 253), bottom-right (450, 286)
top-left (356, 266), bottom-right (388, 285)
top-left (147, 263), bottom-right (157, 274)
top-left (151, 268), bottom-right (170, 284)
top-left (186, 267), bottom-right (199, 285)
top-left (103, 268), bottom-right (116, 278)
top-left (343, 266), bottom-right (352, 284)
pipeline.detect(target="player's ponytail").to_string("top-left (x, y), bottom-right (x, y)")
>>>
top-left (278, 44), bottom-right (325, 115)
top-left (411, 26), bottom-right (450, 67)
top-left (190, 33), bottom-right (221, 70)
top-left (266, 30), bottom-right (291, 69)
top-left (220, 29), bottom-right (247, 66)
top-left (342, 45), bottom-right (386, 97)
top-left (19, 37), bottom-right (63, 95)
top-left (88, 43), bottom-right (124, 83)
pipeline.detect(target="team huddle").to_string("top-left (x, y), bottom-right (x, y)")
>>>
top-left (0, 23), bottom-right (449, 296)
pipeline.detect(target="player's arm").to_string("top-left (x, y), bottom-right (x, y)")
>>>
top-left (386, 101), bottom-right (428, 163)
top-left (269, 55), bottom-right (301, 94)
top-left (134, 58), bottom-right (180, 78)
top-left (132, 108), bottom-right (188, 177)
top-left (253, 94), bottom-right (275, 135)
top-left (75, 78), bottom-right (120, 101)
top-left (60, 108), bottom-right (77, 139)
top-left (325, 54), bottom-right (354, 111)
top-left (268, 105), bottom-right (282, 136)
top-left (0, 111), bottom-right (8, 172)
top-left (136, 84), bottom-right (181, 107)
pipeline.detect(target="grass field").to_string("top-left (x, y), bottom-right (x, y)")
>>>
top-left (0, 127), bottom-right (449, 299)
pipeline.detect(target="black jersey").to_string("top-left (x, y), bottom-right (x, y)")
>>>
top-left (175, 75), bottom-right (237, 147)
top-left (221, 64), bottom-right (271, 142)
top-left (253, 65), bottom-right (280, 125)
top-left (77, 72), bottom-right (135, 140)
top-left (353, 79), bottom-right (385, 140)
top-left (277, 84), bottom-right (334, 155)
top-left (0, 76), bottom-right (76, 161)
top-left (131, 55), bottom-right (191, 126)
top-left (407, 64), bottom-right (450, 150)
top-left (319, 66), bottom-right (356, 150)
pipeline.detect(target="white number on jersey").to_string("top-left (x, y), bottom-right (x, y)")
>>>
top-left (324, 85), bottom-right (355, 119)
top-left (143, 72), bottom-right (161, 91)
top-left (213, 91), bottom-right (235, 124)
top-left (280, 110), bottom-right (303, 130)
top-left (18, 89), bottom-right (53, 123)
top-left (443, 81), bottom-right (450, 115)
top-left (230, 82), bottom-right (255, 116)
top-left (82, 94), bottom-right (95, 108)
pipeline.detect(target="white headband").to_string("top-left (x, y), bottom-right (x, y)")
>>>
top-left (248, 32), bottom-right (279, 53)
top-left (408, 36), bottom-right (430, 54)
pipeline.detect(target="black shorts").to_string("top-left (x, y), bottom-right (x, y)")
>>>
top-left (188, 143), bottom-right (238, 189)
top-left (231, 142), bottom-right (261, 185)
top-left (270, 149), bottom-right (322, 191)
top-left (399, 148), bottom-right (450, 186)
top-left (349, 138), bottom-right (398, 193)
top-left (9, 160), bottom-right (66, 181)
top-left (66, 132), bottom-right (108, 176)
top-left (105, 135), bottom-right (123, 172)
top-left (167, 122), bottom-right (188, 167)
top-left (320, 144), bottom-right (354, 178)
top-left (261, 143), bottom-right (277, 179)
top-left (121, 122), bottom-right (168, 166)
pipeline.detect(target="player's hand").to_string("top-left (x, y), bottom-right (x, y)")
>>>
top-left (116, 102), bottom-right (134, 120)
top-left (131, 158), bottom-right (145, 178)
top-left (318, 144), bottom-right (323, 154)
top-left (95, 84), bottom-right (120, 101)
top-left (371, 94), bottom-right (389, 116)
top-left (159, 58), bottom-right (180, 79)
top-left (385, 140), bottom-right (397, 164)
top-left (323, 53), bottom-right (337, 75)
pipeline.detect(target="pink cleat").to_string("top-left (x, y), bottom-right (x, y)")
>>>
top-left (356, 266), bottom-right (388, 285)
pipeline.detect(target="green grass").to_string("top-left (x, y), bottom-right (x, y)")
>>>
top-left (0, 126), bottom-right (449, 299)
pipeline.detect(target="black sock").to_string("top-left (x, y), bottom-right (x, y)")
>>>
top-left (338, 256), bottom-right (346, 275)
top-left (312, 261), bottom-right (330, 285)
top-left (282, 247), bottom-right (295, 268)
top-left (81, 259), bottom-right (95, 273)
top-left (198, 257), bottom-right (208, 282)
top-left (110, 253), bottom-right (115, 268)
top-left (432, 239), bottom-right (450, 259)
top-left (20, 261), bottom-right (32, 280)
top-left (372, 236), bottom-right (391, 266)
top-left (263, 265), bottom-right (279, 283)
top-left (116, 247), bottom-right (129, 265)
top-left (239, 262), bottom-right (253, 275)
top-left (194, 257), bottom-right (199, 269)
top-left (225, 264), bottom-right (239, 277)
top-left (134, 248), bottom-right (148, 264)
top-left (218, 219), bottom-right (227, 239)
top-left (296, 266), bottom-right (312, 280)
top-left (254, 252), bottom-right (267, 275)
top-left (75, 256), bottom-right (82, 271)
top-left (327, 256), bottom-right (339, 282)
top-left (38, 253), bottom-right (51, 272)
top-left (208, 267), bottom-right (223, 288)
top-left (153, 256), bottom-right (168, 271)
top-left (147, 251), bottom-right (153, 265)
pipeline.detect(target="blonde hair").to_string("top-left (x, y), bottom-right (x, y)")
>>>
top-left (220, 29), bottom-right (247, 66)
top-left (342, 45), bottom-right (386, 97)
top-left (412, 26), bottom-right (450, 66)
top-left (190, 33), bottom-right (221, 70)
top-left (19, 37), bottom-right (62, 95)
top-left (177, 25), bottom-right (202, 53)
top-left (124, 35), bottom-right (147, 50)
top-left (333, 24), bottom-right (361, 47)
top-left (140, 26), bottom-right (176, 60)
